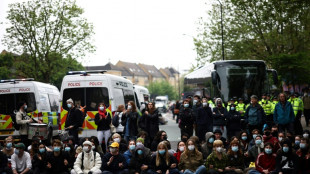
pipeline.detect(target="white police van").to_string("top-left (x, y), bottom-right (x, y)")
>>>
top-left (134, 85), bottom-right (150, 110)
top-left (59, 70), bottom-right (136, 137)
top-left (0, 78), bottom-right (60, 140)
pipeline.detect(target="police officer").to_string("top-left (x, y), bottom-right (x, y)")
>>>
top-left (259, 94), bottom-right (272, 127)
top-left (65, 98), bottom-right (83, 145)
top-left (289, 93), bottom-right (304, 135)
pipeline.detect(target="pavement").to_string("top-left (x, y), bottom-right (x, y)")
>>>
top-left (160, 111), bottom-right (310, 150)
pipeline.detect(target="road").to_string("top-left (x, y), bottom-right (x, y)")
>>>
top-left (159, 111), bottom-right (180, 150)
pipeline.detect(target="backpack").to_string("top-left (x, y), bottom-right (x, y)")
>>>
top-left (112, 113), bottom-right (120, 127)
top-left (11, 113), bottom-right (21, 130)
top-left (81, 151), bottom-right (96, 170)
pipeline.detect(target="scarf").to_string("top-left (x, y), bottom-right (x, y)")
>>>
top-left (98, 108), bottom-right (107, 119)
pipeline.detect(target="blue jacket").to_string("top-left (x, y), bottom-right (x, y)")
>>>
top-left (273, 101), bottom-right (295, 125)
top-left (123, 150), bottom-right (133, 165)
top-left (244, 104), bottom-right (265, 125)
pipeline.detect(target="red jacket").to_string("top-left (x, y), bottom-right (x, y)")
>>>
top-left (173, 151), bottom-right (182, 163)
top-left (263, 135), bottom-right (280, 152)
top-left (255, 152), bottom-right (276, 173)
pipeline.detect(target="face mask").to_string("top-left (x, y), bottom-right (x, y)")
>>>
top-left (137, 149), bottom-right (143, 155)
top-left (203, 102), bottom-right (208, 107)
top-left (129, 145), bottom-right (136, 151)
top-left (283, 147), bottom-right (289, 153)
top-left (184, 104), bottom-right (189, 108)
top-left (265, 148), bottom-right (272, 154)
top-left (83, 146), bottom-right (90, 153)
top-left (241, 136), bottom-right (247, 141)
top-left (67, 104), bottom-right (72, 108)
top-left (231, 107), bottom-right (235, 111)
top-left (65, 147), bottom-right (71, 152)
top-left (14, 149), bottom-right (19, 155)
top-left (265, 132), bottom-right (271, 136)
top-left (303, 134), bottom-right (309, 138)
top-left (163, 136), bottom-right (167, 140)
top-left (114, 138), bottom-right (120, 143)
top-left (232, 146), bottom-right (238, 152)
top-left (109, 148), bottom-right (117, 153)
top-left (253, 134), bottom-right (257, 139)
top-left (216, 147), bottom-right (223, 153)
top-left (188, 145), bottom-right (195, 151)
top-left (255, 140), bottom-right (262, 145)
top-left (39, 148), bottom-right (46, 153)
top-left (136, 142), bottom-right (143, 146)
top-left (92, 146), bottom-right (95, 150)
top-left (179, 146), bottom-right (185, 152)
top-left (300, 143), bottom-right (306, 149)
top-left (295, 140), bottom-right (300, 146)
top-left (193, 100), bottom-right (197, 104)
top-left (209, 137), bottom-right (215, 144)
top-left (272, 131), bottom-right (278, 137)
top-left (6, 143), bottom-right (12, 149)
top-left (24, 105), bottom-right (27, 110)
top-left (127, 105), bottom-right (132, 110)
top-left (158, 150), bottom-right (166, 155)
top-left (53, 147), bottom-right (61, 152)
top-left (99, 106), bottom-right (104, 111)
top-left (278, 137), bottom-right (283, 142)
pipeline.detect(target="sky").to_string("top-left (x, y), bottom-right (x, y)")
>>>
top-left (0, 0), bottom-right (211, 74)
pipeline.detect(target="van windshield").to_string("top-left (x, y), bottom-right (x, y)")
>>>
top-left (62, 87), bottom-right (109, 111)
top-left (0, 93), bottom-right (36, 115)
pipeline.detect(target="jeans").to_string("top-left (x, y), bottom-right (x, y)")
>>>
top-left (183, 165), bottom-right (207, 174)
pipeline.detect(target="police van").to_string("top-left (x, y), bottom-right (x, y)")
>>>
top-left (134, 85), bottom-right (150, 110)
top-left (0, 78), bottom-right (60, 140)
top-left (59, 70), bottom-right (136, 137)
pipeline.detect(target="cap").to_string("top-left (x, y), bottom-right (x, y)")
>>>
top-left (238, 98), bottom-right (243, 101)
top-left (109, 142), bottom-right (119, 148)
top-left (83, 140), bottom-right (92, 146)
top-left (66, 98), bottom-right (73, 103)
top-left (15, 143), bottom-right (25, 149)
top-left (136, 143), bottom-right (144, 150)
top-left (136, 137), bottom-right (144, 144)
top-left (251, 95), bottom-right (258, 99)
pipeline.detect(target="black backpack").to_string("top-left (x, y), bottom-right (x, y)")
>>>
top-left (81, 151), bottom-right (96, 170)
top-left (10, 113), bottom-right (21, 130)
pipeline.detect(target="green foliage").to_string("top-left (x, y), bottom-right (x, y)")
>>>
top-left (2, 0), bottom-right (94, 83)
top-left (0, 53), bottom-right (15, 79)
top-left (147, 81), bottom-right (178, 100)
top-left (194, 0), bottom-right (310, 73)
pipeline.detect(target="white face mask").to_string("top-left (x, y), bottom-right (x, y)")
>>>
top-left (127, 105), bottom-right (132, 110)
top-left (179, 146), bottom-right (185, 152)
top-left (216, 147), bottom-right (223, 153)
top-left (188, 145), bottom-right (195, 151)
top-left (92, 146), bottom-right (95, 150)
top-left (114, 138), bottom-right (120, 143)
top-left (83, 146), bottom-right (90, 153)
top-left (99, 106), bottom-right (104, 111)
top-left (303, 134), bottom-right (309, 138)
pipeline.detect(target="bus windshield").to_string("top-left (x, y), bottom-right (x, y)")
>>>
top-left (215, 62), bottom-right (267, 102)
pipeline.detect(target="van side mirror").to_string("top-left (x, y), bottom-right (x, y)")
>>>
top-left (211, 71), bottom-right (218, 85)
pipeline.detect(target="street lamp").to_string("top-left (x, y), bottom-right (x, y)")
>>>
top-left (217, 0), bottom-right (225, 60)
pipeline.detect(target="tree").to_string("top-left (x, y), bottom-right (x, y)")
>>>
top-left (0, 53), bottom-right (15, 79)
top-left (2, 0), bottom-right (95, 83)
top-left (147, 81), bottom-right (178, 100)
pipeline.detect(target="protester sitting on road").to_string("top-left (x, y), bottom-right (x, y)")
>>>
top-left (137, 131), bottom-right (151, 148)
top-left (302, 130), bottom-right (310, 140)
top-left (201, 132), bottom-right (215, 159)
top-left (296, 138), bottom-right (310, 173)
top-left (178, 139), bottom-right (206, 174)
top-left (275, 138), bottom-right (298, 174)
top-left (247, 134), bottom-right (264, 163)
top-left (226, 140), bottom-right (245, 174)
top-left (248, 142), bottom-right (276, 174)
top-left (32, 143), bottom-right (48, 174)
top-left (72, 140), bottom-right (102, 174)
top-left (239, 131), bottom-right (250, 153)
top-left (11, 143), bottom-right (32, 174)
top-left (64, 143), bottom-right (75, 172)
top-left (173, 141), bottom-right (185, 163)
top-left (124, 140), bottom-right (135, 165)
top-left (214, 129), bottom-right (228, 148)
top-left (162, 140), bottom-right (175, 155)
top-left (248, 129), bottom-right (260, 151)
top-left (101, 142), bottom-right (128, 174)
top-left (262, 128), bottom-right (280, 152)
top-left (151, 130), bottom-right (168, 152)
top-left (205, 140), bottom-right (228, 174)
top-left (89, 136), bottom-right (104, 154)
top-left (128, 143), bottom-right (152, 174)
top-left (293, 135), bottom-right (302, 151)
top-left (111, 133), bottom-right (127, 154)
top-left (148, 142), bottom-right (179, 174)
top-left (46, 139), bottom-right (69, 174)
top-left (29, 136), bottom-right (40, 159)
top-left (2, 136), bottom-right (14, 163)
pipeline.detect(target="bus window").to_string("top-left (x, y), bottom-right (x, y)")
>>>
top-left (123, 89), bottom-right (135, 105)
top-left (0, 94), bottom-right (15, 115)
top-left (62, 88), bottom-right (85, 111)
top-left (15, 93), bottom-right (36, 113)
top-left (86, 87), bottom-right (109, 111)
top-left (48, 94), bottom-right (60, 112)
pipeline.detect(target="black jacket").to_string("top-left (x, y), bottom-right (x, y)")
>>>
top-left (32, 152), bottom-right (48, 174)
top-left (121, 111), bottom-right (139, 137)
top-left (102, 153), bottom-right (128, 172)
top-left (146, 109), bottom-right (160, 139)
top-left (129, 148), bottom-right (152, 173)
top-left (65, 107), bottom-right (83, 130)
top-left (212, 107), bottom-right (228, 126)
top-left (275, 150), bottom-right (298, 174)
top-left (227, 110), bottom-right (242, 131)
top-left (149, 153), bottom-right (178, 173)
top-left (95, 112), bottom-right (111, 131)
top-left (179, 107), bottom-right (194, 127)
top-left (197, 105), bottom-right (213, 126)
top-left (46, 151), bottom-right (69, 174)
top-left (0, 151), bottom-right (9, 174)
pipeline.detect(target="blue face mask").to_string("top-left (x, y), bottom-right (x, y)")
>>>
top-left (158, 150), bottom-right (166, 155)
top-left (300, 143), bottom-right (306, 149)
top-left (283, 147), bottom-right (289, 153)
top-left (6, 143), bottom-right (12, 149)
top-left (184, 104), bottom-right (189, 108)
top-left (265, 148), bottom-right (272, 154)
top-left (129, 145), bottom-right (136, 151)
top-left (39, 148), bottom-right (46, 153)
top-left (53, 147), bottom-right (61, 152)
top-left (14, 149), bottom-right (19, 155)
top-left (253, 134), bottom-right (257, 139)
top-left (137, 149), bottom-right (143, 155)
top-left (65, 147), bottom-right (71, 152)
top-left (255, 140), bottom-right (262, 145)
top-left (231, 107), bottom-right (235, 111)
top-left (241, 136), bottom-right (247, 141)
top-left (232, 146), bottom-right (239, 152)
top-left (67, 104), bottom-right (72, 108)
top-left (209, 137), bottom-right (215, 144)
top-left (295, 141), bottom-right (300, 146)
